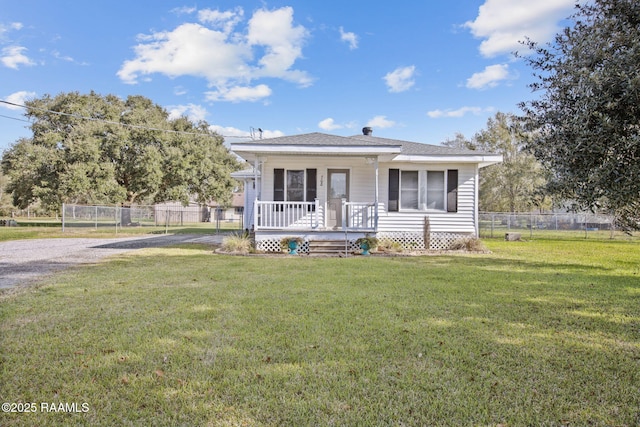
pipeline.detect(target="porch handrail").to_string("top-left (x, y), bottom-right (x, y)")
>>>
top-left (254, 199), bottom-right (320, 230)
top-left (343, 201), bottom-right (377, 231)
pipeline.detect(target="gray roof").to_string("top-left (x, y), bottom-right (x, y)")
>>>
top-left (348, 134), bottom-right (493, 156)
top-left (232, 132), bottom-right (494, 156)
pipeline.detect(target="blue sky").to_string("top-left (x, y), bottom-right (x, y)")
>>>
top-left (1, 0), bottom-right (578, 153)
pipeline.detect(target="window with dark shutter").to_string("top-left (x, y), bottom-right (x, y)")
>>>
top-left (447, 169), bottom-right (458, 213)
top-left (388, 169), bottom-right (399, 212)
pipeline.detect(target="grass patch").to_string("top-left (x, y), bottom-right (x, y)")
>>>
top-left (1, 240), bottom-right (639, 425)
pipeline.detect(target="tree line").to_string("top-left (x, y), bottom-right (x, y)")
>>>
top-left (1, 92), bottom-right (240, 215)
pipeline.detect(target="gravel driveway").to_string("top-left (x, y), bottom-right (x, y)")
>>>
top-left (0, 234), bottom-right (224, 290)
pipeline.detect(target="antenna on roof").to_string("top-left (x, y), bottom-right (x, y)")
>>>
top-left (250, 127), bottom-right (264, 140)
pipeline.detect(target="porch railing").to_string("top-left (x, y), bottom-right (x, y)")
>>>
top-left (253, 199), bottom-right (377, 231)
top-left (254, 200), bottom-right (320, 230)
top-left (344, 202), bottom-right (377, 231)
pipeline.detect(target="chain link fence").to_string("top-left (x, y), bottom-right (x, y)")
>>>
top-left (479, 212), bottom-right (638, 239)
top-left (61, 203), bottom-right (244, 232)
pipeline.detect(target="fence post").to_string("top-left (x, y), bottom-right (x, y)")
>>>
top-left (490, 214), bottom-right (494, 238)
top-left (530, 212), bottom-right (534, 240)
top-left (95, 205), bottom-right (98, 230)
top-left (62, 203), bottom-right (65, 233)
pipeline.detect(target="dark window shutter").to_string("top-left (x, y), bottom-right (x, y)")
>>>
top-left (447, 169), bottom-right (458, 213)
top-left (274, 168), bottom-right (284, 201)
top-left (306, 169), bottom-right (317, 211)
top-left (306, 169), bottom-right (317, 201)
top-left (388, 169), bottom-right (399, 212)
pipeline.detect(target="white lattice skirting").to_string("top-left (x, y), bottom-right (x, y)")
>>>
top-left (256, 232), bottom-right (471, 253)
top-left (256, 239), bottom-right (311, 253)
top-left (377, 231), bottom-right (472, 251)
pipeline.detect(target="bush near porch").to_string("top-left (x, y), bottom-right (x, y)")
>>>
top-left (1, 238), bottom-right (639, 426)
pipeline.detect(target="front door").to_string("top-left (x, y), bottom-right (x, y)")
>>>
top-left (327, 169), bottom-right (349, 229)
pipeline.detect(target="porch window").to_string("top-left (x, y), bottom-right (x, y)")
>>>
top-left (389, 168), bottom-right (458, 212)
top-left (287, 170), bottom-right (304, 201)
top-left (273, 168), bottom-right (317, 202)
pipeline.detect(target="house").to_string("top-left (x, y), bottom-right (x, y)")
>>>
top-left (230, 128), bottom-right (502, 253)
top-left (210, 192), bottom-right (245, 225)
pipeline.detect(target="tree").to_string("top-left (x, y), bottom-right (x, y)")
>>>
top-left (443, 113), bottom-right (549, 212)
top-left (520, 0), bottom-right (640, 229)
top-left (1, 92), bottom-right (241, 213)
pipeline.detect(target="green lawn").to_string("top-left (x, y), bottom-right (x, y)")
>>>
top-left (1, 239), bottom-right (639, 426)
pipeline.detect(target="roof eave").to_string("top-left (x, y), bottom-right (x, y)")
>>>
top-left (392, 154), bottom-right (503, 167)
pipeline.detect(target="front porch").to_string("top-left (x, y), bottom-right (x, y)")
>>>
top-left (253, 199), bottom-right (378, 232)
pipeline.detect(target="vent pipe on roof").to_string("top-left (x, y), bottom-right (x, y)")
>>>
top-left (362, 127), bottom-right (373, 136)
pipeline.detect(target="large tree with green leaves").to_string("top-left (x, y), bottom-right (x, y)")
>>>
top-left (443, 113), bottom-right (549, 212)
top-left (1, 92), bottom-right (240, 212)
top-left (520, 0), bottom-right (640, 228)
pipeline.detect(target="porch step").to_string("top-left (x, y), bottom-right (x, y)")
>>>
top-left (308, 239), bottom-right (351, 256)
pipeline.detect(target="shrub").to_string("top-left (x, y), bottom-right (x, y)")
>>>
top-left (378, 239), bottom-right (404, 253)
top-left (450, 236), bottom-right (487, 252)
top-left (221, 233), bottom-right (253, 254)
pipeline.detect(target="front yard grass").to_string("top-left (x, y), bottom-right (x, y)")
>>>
top-left (1, 239), bottom-right (639, 426)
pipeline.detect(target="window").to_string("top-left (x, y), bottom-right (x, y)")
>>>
top-left (426, 171), bottom-right (445, 210)
top-left (287, 170), bottom-right (304, 201)
top-left (273, 169), bottom-right (317, 202)
top-left (400, 171), bottom-right (419, 209)
top-left (388, 168), bottom-right (458, 212)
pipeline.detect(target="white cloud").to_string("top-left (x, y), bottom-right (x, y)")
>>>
top-left (383, 66), bottom-right (416, 93)
top-left (209, 125), bottom-right (283, 141)
top-left (246, 7), bottom-right (310, 85)
top-left (464, 0), bottom-right (576, 57)
top-left (198, 7), bottom-right (244, 34)
top-left (209, 124), bottom-right (251, 139)
top-left (118, 6), bottom-right (311, 96)
top-left (466, 64), bottom-right (511, 89)
top-left (339, 27), bottom-right (358, 50)
top-left (205, 84), bottom-right (272, 103)
top-left (1, 46), bottom-right (35, 69)
top-left (167, 103), bottom-right (208, 122)
top-left (0, 22), bottom-right (23, 38)
top-left (318, 118), bottom-right (343, 131)
top-left (366, 115), bottom-right (396, 129)
top-left (2, 91), bottom-right (36, 109)
top-left (427, 106), bottom-right (493, 118)
top-left (171, 6), bottom-right (197, 16)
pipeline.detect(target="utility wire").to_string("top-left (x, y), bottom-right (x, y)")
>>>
top-left (0, 100), bottom-right (254, 139)
top-left (0, 113), bottom-right (31, 123)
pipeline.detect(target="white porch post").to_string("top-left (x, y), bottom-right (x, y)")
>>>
top-left (253, 157), bottom-right (261, 231)
top-left (374, 157), bottom-right (379, 231)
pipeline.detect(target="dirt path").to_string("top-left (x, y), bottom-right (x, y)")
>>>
top-left (0, 234), bottom-right (223, 290)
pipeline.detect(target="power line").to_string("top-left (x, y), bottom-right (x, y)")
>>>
top-left (0, 113), bottom-right (31, 123)
top-left (0, 100), bottom-right (254, 139)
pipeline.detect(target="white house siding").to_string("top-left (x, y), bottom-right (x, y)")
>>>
top-left (376, 162), bottom-right (479, 235)
top-left (260, 156), bottom-right (378, 206)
